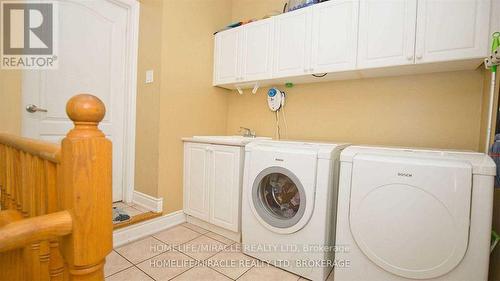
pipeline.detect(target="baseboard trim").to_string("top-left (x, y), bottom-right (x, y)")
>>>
top-left (113, 210), bottom-right (185, 248)
top-left (132, 191), bottom-right (163, 213)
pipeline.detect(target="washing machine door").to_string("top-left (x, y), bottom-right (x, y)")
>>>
top-left (248, 149), bottom-right (317, 234)
top-left (349, 154), bottom-right (472, 279)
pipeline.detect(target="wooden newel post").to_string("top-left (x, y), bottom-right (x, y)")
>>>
top-left (60, 94), bottom-right (112, 281)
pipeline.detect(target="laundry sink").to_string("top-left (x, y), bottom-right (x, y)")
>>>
top-left (190, 135), bottom-right (272, 145)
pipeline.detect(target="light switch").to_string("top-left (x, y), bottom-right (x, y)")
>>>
top-left (145, 70), bottom-right (154, 84)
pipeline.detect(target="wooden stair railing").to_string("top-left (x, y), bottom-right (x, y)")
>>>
top-left (0, 94), bottom-right (112, 281)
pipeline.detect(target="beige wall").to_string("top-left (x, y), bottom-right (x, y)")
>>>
top-left (0, 0), bottom-right (21, 135)
top-left (134, 0), bottom-right (163, 197)
top-left (0, 70), bottom-right (22, 134)
top-left (156, 0), bottom-right (231, 213)
top-left (231, 0), bottom-right (284, 22)
top-left (227, 70), bottom-right (485, 151)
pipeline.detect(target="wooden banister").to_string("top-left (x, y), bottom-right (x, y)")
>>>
top-left (0, 211), bottom-right (72, 252)
top-left (60, 94), bottom-right (112, 281)
top-left (0, 93), bottom-right (112, 281)
top-left (0, 210), bottom-right (23, 227)
top-left (0, 134), bottom-right (60, 163)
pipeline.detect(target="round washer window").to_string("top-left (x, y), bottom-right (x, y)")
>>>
top-left (252, 167), bottom-right (306, 229)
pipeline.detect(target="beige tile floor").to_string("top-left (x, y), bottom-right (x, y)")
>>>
top-left (105, 223), bottom-right (333, 281)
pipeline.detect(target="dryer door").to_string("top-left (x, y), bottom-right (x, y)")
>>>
top-left (349, 154), bottom-right (472, 279)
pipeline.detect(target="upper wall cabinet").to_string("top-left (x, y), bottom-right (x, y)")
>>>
top-left (213, 0), bottom-right (492, 89)
top-left (213, 19), bottom-right (274, 85)
top-left (415, 0), bottom-right (490, 64)
top-left (213, 28), bottom-right (241, 85)
top-left (310, 0), bottom-right (359, 73)
top-left (273, 8), bottom-right (312, 78)
top-left (273, 0), bottom-right (359, 78)
top-left (241, 18), bottom-right (274, 81)
top-left (357, 0), bottom-right (417, 68)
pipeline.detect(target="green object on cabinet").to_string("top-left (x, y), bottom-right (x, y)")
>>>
top-left (493, 230), bottom-right (500, 253)
top-left (491, 32), bottom-right (500, 73)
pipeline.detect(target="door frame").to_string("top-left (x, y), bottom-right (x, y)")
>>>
top-left (21, 0), bottom-right (140, 203)
top-left (112, 0), bottom-right (139, 203)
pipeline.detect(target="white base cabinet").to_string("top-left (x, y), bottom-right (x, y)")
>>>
top-left (184, 142), bottom-right (243, 233)
top-left (183, 143), bottom-right (211, 222)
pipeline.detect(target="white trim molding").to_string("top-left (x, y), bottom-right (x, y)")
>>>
top-left (111, 0), bottom-right (140, 203)
top-left (113, 211), bottom-right (186, 248)
top-left (133, 191), bottom-right (163, 213)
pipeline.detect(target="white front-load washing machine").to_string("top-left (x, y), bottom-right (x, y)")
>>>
top-left (334, 146), bottom-right (496, 281)
top-left (242, 140), bottom-right (348, 281)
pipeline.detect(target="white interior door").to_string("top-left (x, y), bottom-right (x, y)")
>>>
top-left (22, 0), bottom-right (137, 202)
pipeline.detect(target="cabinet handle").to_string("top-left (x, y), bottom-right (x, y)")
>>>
top-left (407, 55), bottom-right (413, 61)
top-left (416, 54), bottom-right (423, 60)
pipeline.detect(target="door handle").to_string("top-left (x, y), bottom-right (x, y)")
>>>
top-left (26, 104), bottom-right (48, 113)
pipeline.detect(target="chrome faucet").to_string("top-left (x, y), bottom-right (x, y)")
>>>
top-left (239, 127), bottom-right (256, 138)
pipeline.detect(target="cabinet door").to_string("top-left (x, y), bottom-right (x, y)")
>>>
top-left (209, 145), bottom-right (242, 232)
top-left (310, 0), bottom-right (359, 73)
top-left (357, 0), bottom-right (417, 68)
top-left (241, 18), bottom-right (274, 81)
top-left (213, 28), bottom-right (242, 85)
top-left (415, 0), bottom-right (490, 64)
top-left (274, 8), bottom-right (312, 78)
top-left (184, 143), bottom-right (210, 221)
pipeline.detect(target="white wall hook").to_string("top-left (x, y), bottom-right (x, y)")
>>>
top-left (252, 83), bottom-right (260, 94)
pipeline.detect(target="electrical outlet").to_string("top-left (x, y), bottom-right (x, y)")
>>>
top-left (145, 70), bottom-right (154, 84)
